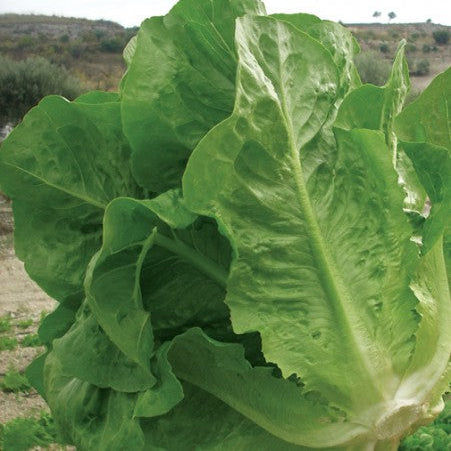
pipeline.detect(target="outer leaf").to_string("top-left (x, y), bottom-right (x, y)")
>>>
top-left (134, 342), bottom-right (184, 418)
top-left (44, 327), bottom-right (299, 450)
top-left (45, 348), bottom-right (303, 451)
top-left (43, 339), bottom-right (183, 450)
top-left (335, 41), bottom-right (409, 151)
top-left (397, 238), bottom-right (451, 407)
top-left (120, 36), bottom-right (138, 92)
top-left (52, 305), bottom-right (156, 392)
top-left (395, 68), bottom-right (451, 254)
top-left (168, 328), bottom-right (368, 447)
top-left (273, 13), bottom-right (361, 95)
top-left (271, 15), bottom-right (360, 192)
top-left (27, 295), bottom-right (81, 396)
top-left (0, 94), bottom-right (141, 303)
top-left (402, 143), bottom-right (450, 253)
top-left (121, 0), bottom-right (266, 192)
top-left (44, 352), bottom-right (146, 451)
top-left (142, 381), bottom-right (308, 451)
top-left (123, 36), bottom-right (137, 67)
top-left (395, 67), bottom-right (451, 150)
top-left (85, 190), bottom-right (231, 370)
top-left (25, 352), bottom-right (48, 398)
top-left (37, 295), bottom-right (80, 346)
top-left (184, 16), bottom-right (419, 437)
top-left (271, 12), bottom-right (320, 29)
top-left (333, 43), bottom-right (430, 217)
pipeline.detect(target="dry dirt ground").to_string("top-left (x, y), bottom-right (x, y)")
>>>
top-left (0, 199), bottom-right (56, 426)
top-left (1, 197), bottom-right (77, 450)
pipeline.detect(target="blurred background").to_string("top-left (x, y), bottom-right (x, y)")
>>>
top-left (0, 0), bottom-right (450, 137)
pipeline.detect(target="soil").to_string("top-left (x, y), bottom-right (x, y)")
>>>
top-left (0, 200), bottom-right (56, 425)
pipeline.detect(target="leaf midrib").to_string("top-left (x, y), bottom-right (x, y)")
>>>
top-left (2, 162), bottom-right (106, 210)
top-left (154, 232), bottom-right (228, 288)
top-left (274, 23), bottom-right (383, 399)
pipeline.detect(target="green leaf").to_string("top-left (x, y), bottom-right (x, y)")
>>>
top-left (335, 43), bottom-right (430, 216)
top-left (395, 67), bottom-right (451, 150)
top-left (184, 15), bottom-right (418, 425)
top-left (0, 94), bottom-right (141, 302)
top-left (134, 342), bottom-right (184, 418)
top-left (52, 305), bottom-right (156, 392)
top-left (398, 238), bottom-right (451, 407)
top-left (168, 328), bottom-right (367, 447)
top-left (38, 295), bottom-right (81, 346)
top-left (25, 352), bottom-right (48, 398)
top-left (270, 16), bottom-right (360, 195)
top-left (273, 13), bottom-right (361, 95)
top-left (123, 36), bottom-right (137, 67)
top-left (120, 0), bottom-right (266, 192)
top-left (43, 339), bottom-right (183, 450)
top-left (336, 42), bottom-right (409, 144)
top-left (271, 12), bottom-right (321, 29)
top-left (142, 381), bottom-right (309, 450)
top-left (85, 190), bottom-right (231, 370)
top-left (395, 68), bottom-right (451, 254)
top-left (402, 143), bottom-right (450, 253)
top-left (44, 347), bottom-right (302, 451)
top-left (44, 352), bottom-right (146, 451)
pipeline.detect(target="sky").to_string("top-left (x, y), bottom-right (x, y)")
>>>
top-left (0, 0), bottom-right (449, 27)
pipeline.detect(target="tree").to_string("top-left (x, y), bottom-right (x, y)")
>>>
top-left (388, 11), bottom-right (396, 22)
top-left (373, 11), bottom-right (381, 18)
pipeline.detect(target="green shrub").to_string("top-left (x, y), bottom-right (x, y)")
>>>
top-left (379, 43), bottom-right (390, 53)
top-left (17, 35), bottom-right (34, 50)
top-left (94, 29), bottom-right (106, 40)
top-left (0, 412), bottom-right (60, 451)
top-left (0, 366), bottom-right (31, 392)
top-left (355, 51), bottom-right (391, 85)
top-left (422, 43), bottom-right (431, 53)
top-left (68, 42), bottom-right (84, 58)
top-left (0, 336), bottom-right (17, 351)
top-left (406, 43), bottom-right (417, 53)
top-left (16, 319), bottom-right (33, 329)
top-left (410, 59), bottom-right (430, 76)
top-left (21, 333), bottom-right (41, 347)
top-left (100, 37), bottom-right (124, 52)
top-left (432, 30), bottom-right (449, 45)
top-left (0, 56), bottom-right (82, 126)
top-left (0, 314), bottom-right (12, 333)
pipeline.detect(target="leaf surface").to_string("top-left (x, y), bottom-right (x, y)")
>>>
top-left (397, 238), bottom-right (451, 404)
top-left (184, 16), bottom-right (419, 419)
top-left (121, 0), bottom-right (266, 192)
top-left (85, 190), bottom-right (231, 369)
top-left (168, 328), bottom-right (368, 447)
top-left (52, 305), bottom-right (156, 392)
top-left (395, 68), bottom-right (451, 254)
top-left (0, 94), bottom-right (141, 303)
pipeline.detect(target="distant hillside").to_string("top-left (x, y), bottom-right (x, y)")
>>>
top-left (0, 13), bottom-right (124, 37)
top-left (0, 14), bottom-right (449, 93)
top-left (348, 22), bottom-right (450, 92)
top-left (348, 22), bottom-right (450, 55)
top-left (0, 14), bottom-right (137, 91)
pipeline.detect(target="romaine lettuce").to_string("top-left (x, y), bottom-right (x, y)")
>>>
top-left (0, 0), bottom-right (449, 449)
